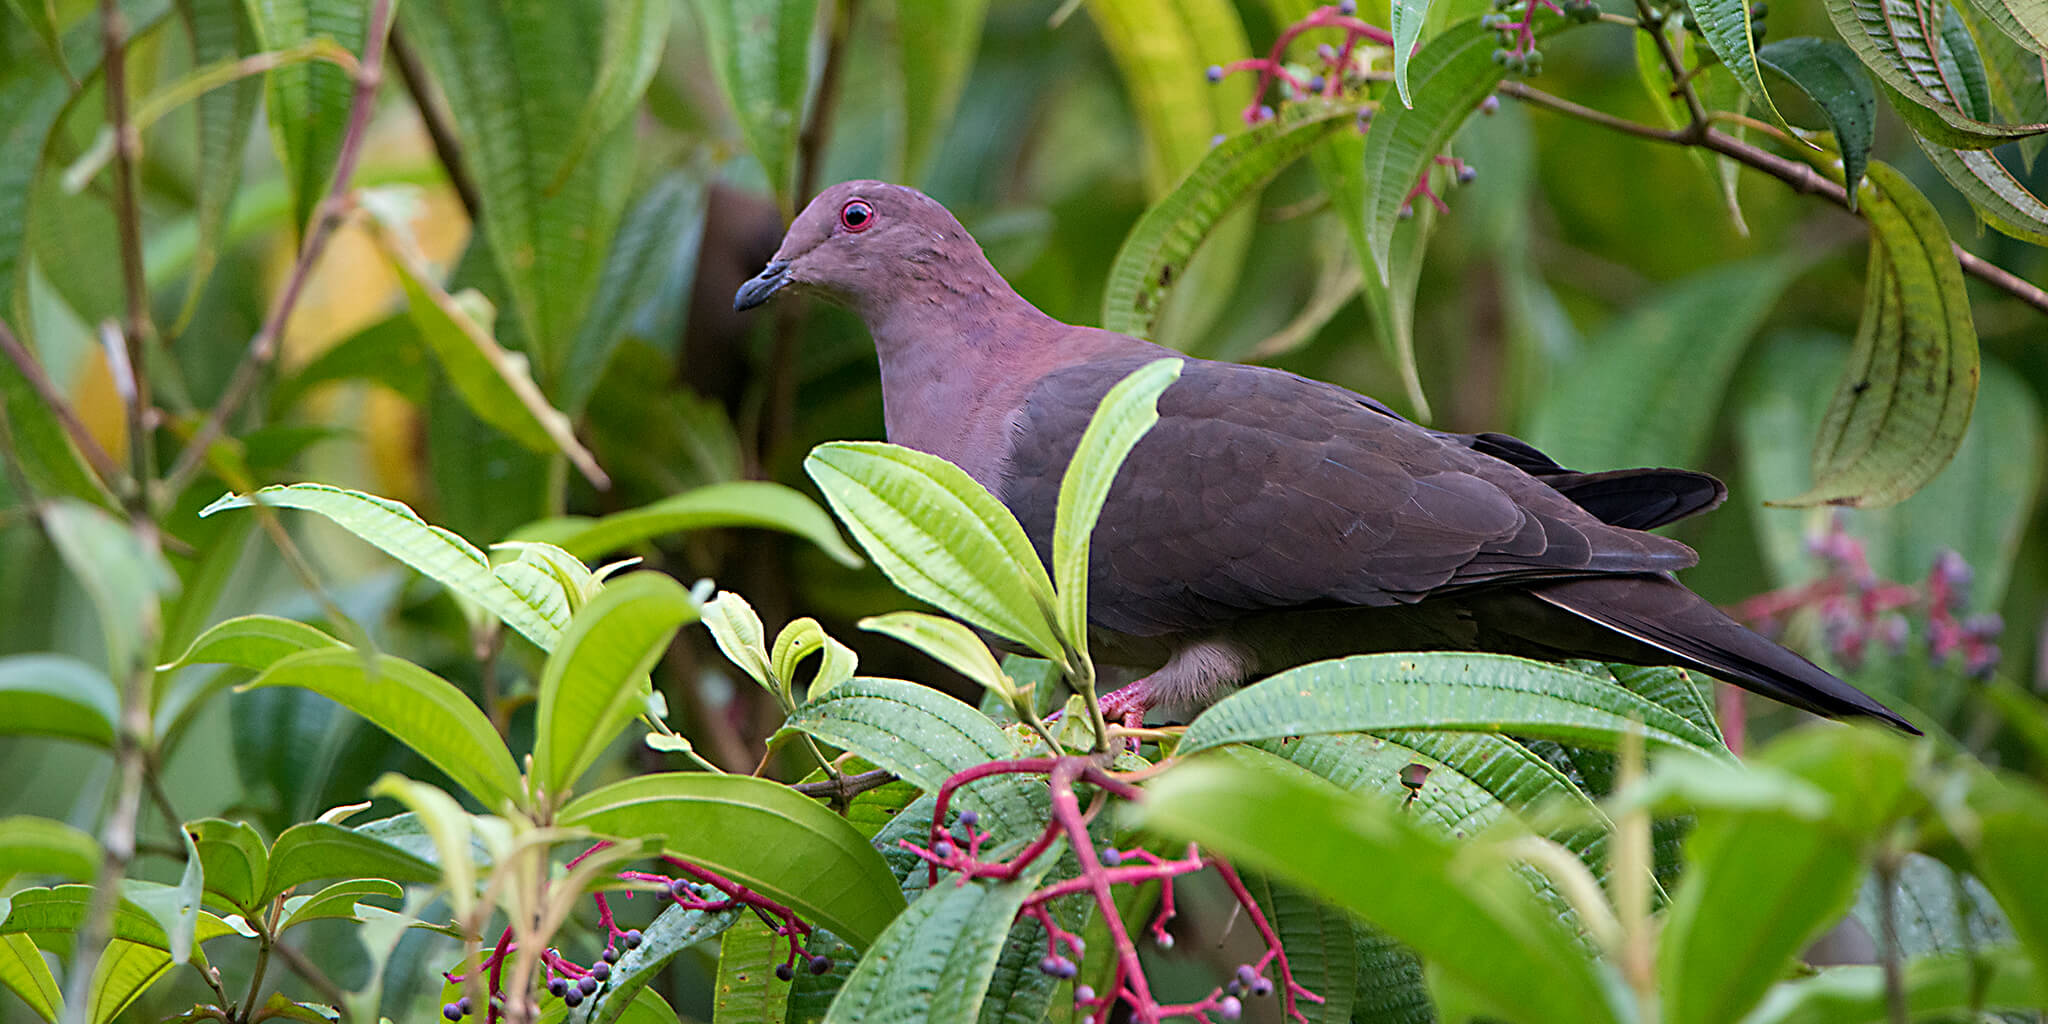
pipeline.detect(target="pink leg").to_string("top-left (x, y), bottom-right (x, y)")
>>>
top-left (1096, 678), bottom-right (1154, 729)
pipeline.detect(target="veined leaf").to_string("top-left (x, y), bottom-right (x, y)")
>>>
top-left (1392, 0), bottom-right (1437, 107)
top-left (559, 773), bottom-right (906, 949)
top-left (243, 0), bottom-right (368, 233)
top-left (823, 861), bottom-right (1053, 1024)
top-left (1914, 135), bottom-right (2048, 243)
top-left (1180, 652), bottom-right (1731, 759)
top-left (1084, 0), bottom-right (1252, 196)
top-left (779, 676), bottom-right (1038, 830)
top-left (1952, 0), bottom-right (2048, 61)
top-left (1050, 358), bottom-right (1181, 651)
top-left (185, 819), bottom-right (269, 915)
top-left (199, 483), bottom-right (566, 649)
top-left (894, 0), bottom-right (990, 178)
top-left (1826, 0), bottom-right (2048, 148)
top-left (41, 499), bottom-right (175, 677)
top-left (1137, 750), bottom-right (1625, 1024)
top-left (241, 648), bottom-right (525, 811)
top-left (1776, 162), bottom-right (1977, 508)
top-left (690, 0), bottom-right (819, 208)
top-left (1311, 133), bottom-right (1435, 419)
top-left (509, 480), bottom-right (861, 567)
top-left (547, 0), bottom-right (668, 193)
top-left (265, 821), bottom-right (441, 899)
top-left (174, 0), bottom-right (262, 328)
top-left (771, 618), bottom-right (857, 702)
top-left (160, 614), bottom-right (344, 672)
top-left (1242, 873), bottom-right (1361, 1022)
top-left (1744, 948), bottom-right (2039, 1024)
top-left (559, 172), bottom-right (709, 417)
top-left (859, 613), bottom-right (1014, 699)
top-left (702, 591), bottom-right (773, 691)
top-left (0, 654), bottom-right (118, 747)
top-left (588, 905), bottom-right (741, 1024)
top-left (399, 0), bottom-right (637, 380)
top-left (0, 817), bottom-right (100, 884)
top-left (533, 572), bottom-right (699, 801)
top-left (1691, 0), bottom-right (1790, 127)
top-left (1957, 1), bottom-right (2048, 169)
top-left (1102, 102), bottom-right (1352, 338)
top-left (0, 933), bottom-right (59, 1023)
top-left (712, 918), bottom-right (791, 1024)
top-left (1759, 37), bottom-right (1877, 201)
top-left (277, 878), bottom-right (403, 931)
top-left (805, 442), bottom-right (1064, 666)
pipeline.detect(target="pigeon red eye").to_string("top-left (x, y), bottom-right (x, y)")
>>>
top-left (839, 199), bottom-right (874, 232)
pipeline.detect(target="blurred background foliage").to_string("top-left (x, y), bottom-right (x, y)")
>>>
top-left (2, 0), bottom-right (2046, 1018)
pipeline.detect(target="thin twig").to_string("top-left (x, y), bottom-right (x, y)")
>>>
top-left (788, 767), bottom-right (897, 801)
top-left (0, 317), bottom-right (125, 486)
top-left (389, 24), bottom-right (481, 222)
top-left (1631, 0), bottom-right (1709, 134)
top-left (101, 0), bottom-right (155, 506)
top-left (271, 938), bottom-right (350, 1011)
top-left (1497, 81), bottom-right (2048, 317)
top-left (162, 0), bottom-right (398, 498)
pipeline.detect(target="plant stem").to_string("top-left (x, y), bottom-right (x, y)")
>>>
top-left (162, 0), bottom-right (398, 499)
top-left (271, 939), bottom-right (349, 1010)
top-left (1496, 81), bottom-right (2048, 317)
top-left (1632, 0), bottom-right (1709, 133)
top-left (100, 0), bottom-right (154, 507)
top-left (389, 24), bottom-right (482, 222)
top-left (0, 317), bottom-right (125, 487)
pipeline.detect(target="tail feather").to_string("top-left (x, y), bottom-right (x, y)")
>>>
top-left (1531, 575), bottom-right (1919, 734)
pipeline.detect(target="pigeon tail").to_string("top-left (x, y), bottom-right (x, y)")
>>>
top-left (1532, 576), bottom-right (1920, 734)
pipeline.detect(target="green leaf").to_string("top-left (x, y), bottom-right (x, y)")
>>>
top-left (1051, 358), bottom-right (1180, 654)
top-left (1774, 163), bottom-right (1978, 508)
top-left (1691, 0), bottom-right (1790, 127)
top-left (1959, 1), bottom-right (2048, 169)
top-left (588, 906), bottom-right (741, 1024)
top-left (243, 0), bottom-right (368, 233)
top-left (1391, 0), bottom-right (1436, 107)
top-left (1744, 947), bottom-right (2039, 1024)
top-left (701, 590), bottom-right (773, 691)
top-left (1913, 135), bottom-right (2048, 243)
top-left (368, 775), bottom-right (481, 918)
top-left (0, 654), bottom-right (117, 747)
top-left (172, 0), bottom-right (262, 327)
top-left (1241, 873), bottom-right (1360, 1022)
top-left (123, 839), bottom-right (205, 965)
top-left (1179, 653), bottom-right (1731, 759)
top-left (894, 0), bottom-right (990, 178)
top-left (1659, 727), bottom-right (1918, 1024)
top-left (84, 938), bottom-right (176, 1024)
top-left (41, 498), bottom-right (175, 676)
top-left (1526, 254), bottom-right (1801, 470)
top-left (823, 859), bottom-right (1054, 1024)
top-left (0, 817), bottom-right (99, 884)
top-left (1826, 0), bottom-right (2048, 148)
top-left (278, 878), bottom-right (403, 931)
top-left (199, 483), bottom-right (566, 649)
top-left (398, 0), bottom-right (637, 379)
top-left (1101, 102), bottom-right (1351, 338)
top-left (1313, 133), bottom-right (1436, 418)
top-left (547, 0), bottom-right (668, 192)
top-left (779, 676), bottom-right (1038, 829)
top-left (241, 648), bottom-right (525, 810)
top-left (265, 821), bottom-right (441, 899)
top-left (804, 442), bottom-right (1064, 665)
top-left (1083, 0), bottom-right (1252, 197)
top-left (364, 196), bottom-right (607, 486)
top-left (184, 819), bottom-right (269, 914)
top-left (690, 0), bottom-right (819, 207)
top-left (161, 614), bottom-right (345, 672)
top-left (534, 572), bottom-right (699, 800)
top-left (1954, 767), bottom-right (2048, 1002)
top-left (1136, 750), bottom-right (1625, 1024)
top-left (1952, 0), bottom-right (2048, 64)
top-left (509, 481), bottom-right (862, 567)
top-left (771, 618), bottom-right (857, 702)
top-left (858, 613), bottom-right (1015, 700)
top-left (1850, 852), bottom-right (2010, 959)
top-left (1759, 37), bottom-right (1878, 201)
top-left (559, 772), bottom-right (907, 950)
top-left (559, 172), bottom-right (708, 417)
top-left (0, 933), bottom-right (60, 1023)
top-left (713, 917), bottom-right (791, 1024)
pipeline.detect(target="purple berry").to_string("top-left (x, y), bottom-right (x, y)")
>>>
top-left (809, 954), bottom-right (834, 975)
top-left (1227, 979), bottom-right (1243, 996)
top-left (934, 838), bottom-right (955, 857)
top-left (1251, 976), bottom-right (1274, 997)
top-left (1307, 74), bottom-right (1326, 92)
top-left (1075, 985), bottom-right (1097, 1004)
top-left (563, 990), bottom-right (583, 1009)
top-left (548, 978), bottom-right (568, 997)
top-left (669, 879), bottom-right (691, 900)
top-left (1257, 104), bottom-right (1276, 122)
top-left (1481, 94), bottom-right (1501, 115)
top-left (622, 929), bottom-right (642, 949)
top-left (776, 963), bottom-right (794, 982)
top-left (578, 976), bottom-right (598, 996)
top-left (1217, 995), bottom-right (1243, 1019)
top-left (958, 810), bottom-right (979, 828)
top-left (602, 947), bottom-right (619, 964)
top-left (1211, 133), bottom-right (1226, 147)
top-left (1040, 955), bottom-right (1063, 976)
top-left (592, 962), bottom-right (611, 982)
top-left (1236, 965), bottom-right (1258, 987)
top-left (1339, 0), bottom-right (1357, 13)
top-left (1457, 164), bottom-right (1478, 184)
top-left (456, 997), bottom-right (471, 1015)
top-left (1206, 65), bottom-right (1224, 83)
top-left (1156, 931), bottom-right (1175, 950)
top-left (443, 1004), bottom-right (463, 1021)
top-left (1099, 845), bottom-right (1122, 866)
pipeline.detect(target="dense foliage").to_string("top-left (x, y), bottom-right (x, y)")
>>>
top-left (2, 0), bottom-right (2047, 1022)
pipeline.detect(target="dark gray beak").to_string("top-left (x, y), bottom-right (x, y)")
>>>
top-left (734, 258), bottom-right (791, 312)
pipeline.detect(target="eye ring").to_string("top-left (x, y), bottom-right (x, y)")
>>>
top-left (839, 199), bottom-right (875, 233)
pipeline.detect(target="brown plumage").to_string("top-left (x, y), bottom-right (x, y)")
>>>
top-left (736, 180), bottom-right (1915, 734)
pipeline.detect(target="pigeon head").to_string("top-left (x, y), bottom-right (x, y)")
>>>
top-left (733, 180), bottom-right (998, 319)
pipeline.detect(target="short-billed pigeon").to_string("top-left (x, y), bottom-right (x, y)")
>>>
top-left (735, 180), bottom-right (1915, 734)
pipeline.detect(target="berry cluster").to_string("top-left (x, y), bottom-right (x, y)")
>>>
top-left (901, 757), bottom-right (1320, 1024)
top-left (1731, 514), bottom-right (2003, 679)
top-left (1203, 1), bottom-right (1393, 125)
top-left (1481, 0), bottom-right (1599, 76)
top-left (1400, 154), bottom-right (1479, 218)
top-left (443, 851), bottom-right (824, 1022)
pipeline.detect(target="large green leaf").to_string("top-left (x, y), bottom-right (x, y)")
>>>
top-left (243, 0), bottom-right (368, 232)
top-left (1953, 0), bottom-right (2048, 55)
top-left (1526, 254), bottom-right (1800, 470)
top-left (894, 0), bottom-right (989, 178)
top-left (0, 817), bottom-right (99, 884)
top-left (0, 933), bottom-right (59, 1023)
top-left (548, 0), bottom-right (667, 192)
top-left (712, 918), bottom-right (791, 1024)
top-left (510, 481), bottom-right (861, 567)
top-left (0, 654), bottom-right (118, 747)
top-left (1659, 727), bottom-right (1918, 1024)
top-left (399, 0), bottom-right (636, 380)
top-left (1241, 873), bottom-right (1361, 1023)
top-left (1826, 0), bottom-right (2048, 148)
top-left (804, 442), bottom-right (1063, 665)
top-left (173, 0), bottom-right (262, 326)
top-left (41, 499), bottom-right (175, 677)
top-left (1953, 766), bottom-right (2048, 1003)
top-left (559, 773), bottom-right (906, 950)
top-left (1744, 947), bottom-right (2039, 1024)
top-left (690, 0), bottom-right (818, 208)
top-left (588, 906), bottom-right (741, 1024)
top-left (1050, 358), bottom-right (1180, 651)
top-left (1084, 0), bottom-right (1250, 195)
top-left (241, 648), bottom-right (525, 810)
top-left (1312, 135), bottom-right (1436, 419)
top-left (532, 572), bottom-right (698, 800)
top-left (184, 819), bottom-right (269, 915)
top-left (199, 483), bottom-right (566, 648)
top-left (1101, 102), bottom-right (1350, 339)
top-left (161, 613), bottom-right (345, 672)
top-left (1691, 0), bottom-right (1790, 126)
top-left (558, 172), bottom-right (708, 417)
top-left (1759, 38), bottom-right (1878, 201)
top-left (1775, 163), bottom-right (1977, 508)
top-left (858, 613), bottom-right (1014, 700)
top-left (823, 858), bottom-right (1053, 1024)
top-left (780, 676), bottom-right (1037, 829)
top-left (1137, 750), bottom-right (1625, 1024)
top-left (1913, 135), bottom-right (2048, 243)
top-left (266, 820), bottom-right (442, 898)
top-left (1958, 0), bottom-right (2048, 169)
top-left (1180, 653), bottom-right (1730, 758)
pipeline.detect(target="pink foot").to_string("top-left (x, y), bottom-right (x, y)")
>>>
top-left (1097, 678), bottom-right (1153, 730)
